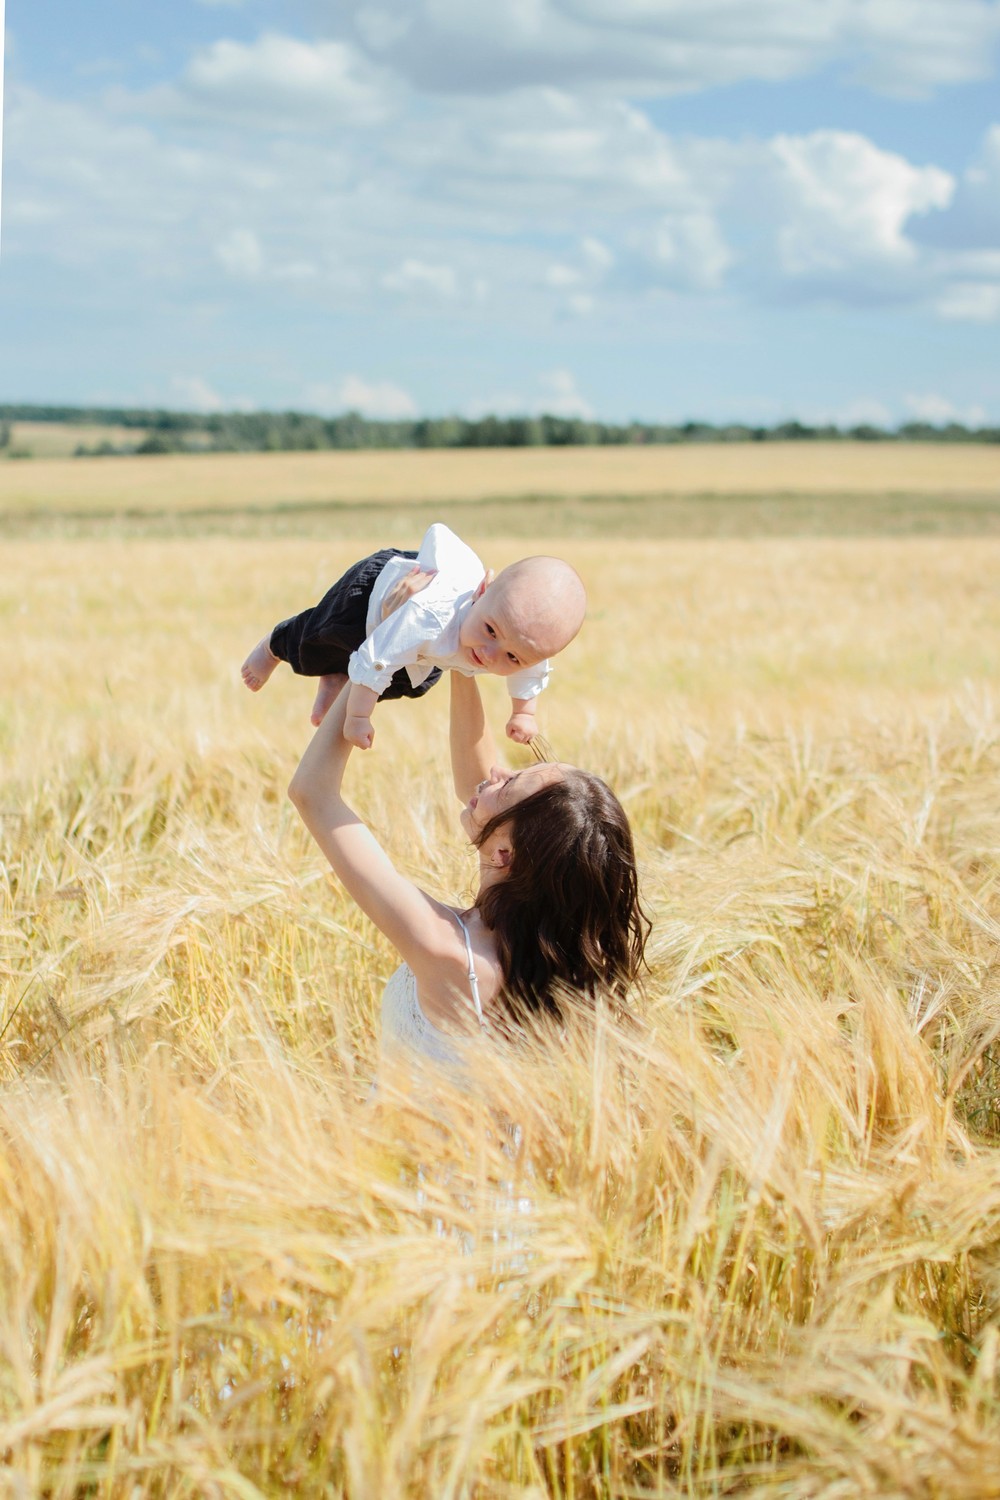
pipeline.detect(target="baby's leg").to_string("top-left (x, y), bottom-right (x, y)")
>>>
top-left (311, 673), bottom-right (347, 727)
top-left (241, 633), bottom-right (281, 691)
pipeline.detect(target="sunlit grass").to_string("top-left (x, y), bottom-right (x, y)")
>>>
top-left (3, 529), bottom-right (1000, 1495)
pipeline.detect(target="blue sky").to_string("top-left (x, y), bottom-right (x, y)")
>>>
top-left (1, 0), bottom-right (998, 425)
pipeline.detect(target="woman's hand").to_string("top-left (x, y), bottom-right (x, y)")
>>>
top-left (380, 565), bottom-right (437, 621)
top-left (380, 564), bottom-right (495, 621)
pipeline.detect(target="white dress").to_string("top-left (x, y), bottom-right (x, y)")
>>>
top-left (377, 912), bottom-right (534, 1276)
top-left (378, 909), bottom-right (485, 1078)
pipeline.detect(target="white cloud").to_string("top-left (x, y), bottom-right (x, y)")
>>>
top-left (934, 281), bottom-right (1000, 321)
top-left (301, 383), bottom-right (347, 413)
top-left (645, 210), bottom-right (733, 290)
top-left (542, 234), bottom-right (615, 310)
top-left (170, 375), bottom-right (255, 412)
top-left (215, 227), bottom-right (263, 278)
top-left (833, 398), bottom-right (895, 427)
top-left (172, 376), bottom-right (224, 412)
top-left (382, 259), bottom-right (458, 297)
top-left (136, 34), bottom-right (393, 129)
top-left (538, 368), bottom-right (593, 418)
top-left (843, 0), bottom-right (1000, 97)
top-left (4, 195), bottom-right (61, 227)
top-left (458, 97), bottom-right (687, 201)
top-left (942, 249), bottom-right (1000, 279)
top-left (1, 85), bottom-right (214, 272)
top-left (334, 375), bottom-right (418, 418)
top-left (216, 227), bottom-right (320, 286)
top-left (375, 100), bottom-right (955, 307)
top-left (317, 0), bottom-right (1000, 100)
top-left (1, 82), bottom-right (380, 296)
top-left (544, 238), bottom-right (613, 291)
top-left (545, 263), bottom-right (585, 287)
top-left (273, 259), bottom-right (320, 282)
top-left (769, 131), bottom-right (954, 275)
top-left (1, 66), bottom-right (994, 346)
top-left (970, 124), bottom-right (1000, 195)
top-left (463, 390), bottom-right (528, 418)
top-left (914, 124), bottom-right (1000, 252)
top-left (582, 236), bottom-right (614, 271)
top-left (904, 393), bottom-right (989, 424)
top-left (463, 370), bottom-right (596, 418)
top-left (384, 93), bottom-right (726, 297)
top-left (353, 10), bottom-right (413, 53)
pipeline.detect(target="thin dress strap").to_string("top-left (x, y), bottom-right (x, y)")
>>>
top-left (448, 909), bottom-right (485, 1028)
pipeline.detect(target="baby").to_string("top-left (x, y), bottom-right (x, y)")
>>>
top-left (241, 522), bottom-right (586, 749)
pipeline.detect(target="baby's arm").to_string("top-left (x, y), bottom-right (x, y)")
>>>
top-left (344, 683), bottom-right (379, 750)
top-left (506, 695), bottom-right (538, 744)
top-left (345, 574), bottom-right (440, 749)
top-left (504, 659), bottom-right (550, 744)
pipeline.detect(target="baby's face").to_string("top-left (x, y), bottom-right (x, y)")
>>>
top-left (458, 581), bottom-right (546, 678)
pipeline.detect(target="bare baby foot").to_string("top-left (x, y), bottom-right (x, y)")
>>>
top-left (311, 673), bottom-right (347, 726)
top-left (241, 635), bottom-right (280, 691)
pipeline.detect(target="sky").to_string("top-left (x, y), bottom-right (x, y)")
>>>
top-left (0, 0), bottom-right (998, 426)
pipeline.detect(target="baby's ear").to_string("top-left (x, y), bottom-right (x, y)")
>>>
top-left (473, 569), bottom-right (495, 598)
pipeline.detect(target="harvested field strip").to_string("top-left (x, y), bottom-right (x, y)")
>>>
top-left (2, 441), bottom-right (999, 517)
top-left (5, 487), bottom-right (1000, 541)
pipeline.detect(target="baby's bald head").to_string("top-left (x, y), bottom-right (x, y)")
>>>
top-left (488, 555), bottom-right (587, 661)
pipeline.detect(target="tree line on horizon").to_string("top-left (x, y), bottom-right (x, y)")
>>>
top-left (1, 404), bottom-right (998, 455)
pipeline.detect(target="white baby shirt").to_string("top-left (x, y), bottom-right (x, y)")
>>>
top-left (347, 523), bottom-right (550, 701)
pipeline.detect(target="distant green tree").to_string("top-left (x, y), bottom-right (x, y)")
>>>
top-left (4, 399), bottom-right (997, 453)
top-left (136, 431), bottom-right (184, 455)
top-left (415, 417), bottom-right (464, 447)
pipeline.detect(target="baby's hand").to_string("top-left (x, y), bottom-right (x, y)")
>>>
top-left (345, 714), bottom-right (375, 750)
top-left (506, 711), bottom-right (537, 745)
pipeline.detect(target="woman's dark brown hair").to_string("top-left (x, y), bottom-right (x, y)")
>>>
top-left (474, 769), bottom-right (649, 1022)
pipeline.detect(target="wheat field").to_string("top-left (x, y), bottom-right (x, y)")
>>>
top-left (4, 441), bottom-right (1000, 519)
top-left (3, 463), bottom-right (1000, 1495)
top-left (4, 423), bottom-right (149, 461)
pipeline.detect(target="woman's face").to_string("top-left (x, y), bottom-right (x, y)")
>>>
top-left (460, 762), bottom-right (566, 841)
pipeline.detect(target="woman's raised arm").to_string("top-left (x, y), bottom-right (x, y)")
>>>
top-left (288, 688), bottom-right (465, 980)
top-left (449, 670), bottom-right (502, 805)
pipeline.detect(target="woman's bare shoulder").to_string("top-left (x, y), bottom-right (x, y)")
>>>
top-left (411, 902), bottom-right (503, 1031)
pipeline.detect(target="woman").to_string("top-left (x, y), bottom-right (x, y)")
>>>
top-left (288, 664), bottom-right (648, 1074)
